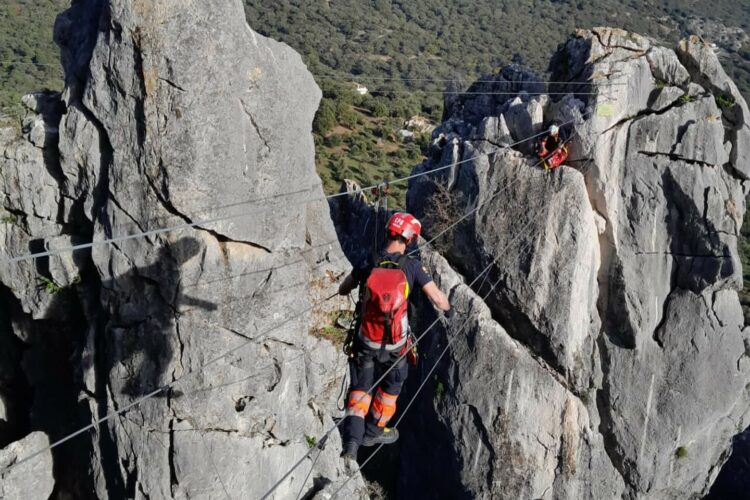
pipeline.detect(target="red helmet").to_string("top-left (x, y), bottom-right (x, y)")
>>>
top-left (386, 212), bottom-right (422, 242)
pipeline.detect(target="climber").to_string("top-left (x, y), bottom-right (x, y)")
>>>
top-left (537, 123), bottom-right (569, 170)
top-left (337, 212), bottom-right (451, 461)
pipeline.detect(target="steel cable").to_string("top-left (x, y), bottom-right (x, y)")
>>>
top-left (1, 115), bottom-right (586, 264)
top-left (329, 152), bottom-right (598, 500)
top-left (260, 130), bottom-right (583, 499)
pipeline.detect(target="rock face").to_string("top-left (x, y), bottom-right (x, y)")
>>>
top-left (3, 12), bottom-right (750, 500)
top-left (394, 28), bottom-right (750, 499)
top-left (0, 432), bottom-right (55, 499)
top-left (0, 0), bottom-right (365, 498)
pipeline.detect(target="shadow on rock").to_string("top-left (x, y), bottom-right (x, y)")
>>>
top-left (98, 236), bottom-right (216, 398)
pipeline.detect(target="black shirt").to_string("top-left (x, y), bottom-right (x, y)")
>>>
top-left (353, 251), bottom-right (433, 291)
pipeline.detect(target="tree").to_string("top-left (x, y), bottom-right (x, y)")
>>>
top-left (313, 98), bottom-right (337, 135)
top-left (371, 99), bottom-right (389, 117)
top-left (336, 101), bottom-right (358, 128)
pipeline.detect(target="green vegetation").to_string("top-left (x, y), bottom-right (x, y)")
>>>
top-left (715, 93), bottom-right (736, 109)
top-left (675, 446), bottom-right (689, 459)
top-left (579, 391), bottom-right (591, 405)
top-left (5, 1), bottom-right (750, 204)
top-left (434, 375), bottom-right (445, 399)
top-left (311, 310), bottom-right (354, 345)
top-left (1, 213), bottom-right (18, 225)
top-left (305, 434), bottom-right (317, 448)
top-left (679, 94), bottom-right (695, 104)
top-left (422, 179), bottom-right (467, 252)
top-left (315, 325), bottom-right (348, 344)
top-left (0, 1), bottom-right (67, 122)
top-left (242, 0), bottom-right (750, 205)
top-left (37, 275), bottom-right (61, 294)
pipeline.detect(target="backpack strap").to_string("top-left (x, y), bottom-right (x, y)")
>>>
top-left (377, 253), bottom-right (411, 270)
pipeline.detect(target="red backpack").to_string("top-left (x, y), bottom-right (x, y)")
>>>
top-left (359, 257), bottom-right (411, 350)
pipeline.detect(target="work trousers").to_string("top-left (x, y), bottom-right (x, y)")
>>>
top-left (341, 341), bottom-right (409, 447)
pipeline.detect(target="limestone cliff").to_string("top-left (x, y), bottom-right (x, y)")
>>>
top-left (0, 0), bottom-right (365, 498)
top-left (396, 28), bottom-right (750, 499)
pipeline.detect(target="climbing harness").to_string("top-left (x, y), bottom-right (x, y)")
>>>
top-left (405, 332), bottom-right (419, 366)
top-left (542, 144), bottom-right (569, 170)
top-left (336, 364), bottom-right (350, 412)
top-left (343, 287), bottom-right (361, 357)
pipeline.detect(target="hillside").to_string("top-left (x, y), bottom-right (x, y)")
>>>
top-left (0, 0), bottom-right (66, 121)
top-left (245, 0), bottom-right (750, 93)
top-left (3, 0), bottom-right (750, 318)
top-left (245, 0), bottom-right (750, 199)
top-left (4, 1), bottom-right (750, 193)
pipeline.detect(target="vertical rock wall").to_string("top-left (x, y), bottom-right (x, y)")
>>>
top-left (0, 0), bottom-right (365, 498)
top-left (398, 28), bottom-right (750, 499)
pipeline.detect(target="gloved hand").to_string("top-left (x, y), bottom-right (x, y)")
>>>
top-left (444, 307), bottom-right (455, 320)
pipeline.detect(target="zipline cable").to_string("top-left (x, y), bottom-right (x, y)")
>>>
top-left (323, 89), bottom-right (600, 96)
top-left (1, 115), bottom-right (585, 265)
top-left (1, 115), bottom-right (587, 481)
top-left (200, 430), bottom-right (233, 500)
top-left (0, 290), bottom-right (340, 477)
top-left (329, 149), bottom-right (597, 500)
top-left (295, 445), bottom-right (324, 500)
top-left (314, 72), bottom-right (627, 86)
top-left (259, 130), bottom-right (582, 499)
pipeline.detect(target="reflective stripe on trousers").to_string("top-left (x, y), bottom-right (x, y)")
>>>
top-left (345, 389), bottom-right (372, 419)
top-left (370, 388), bottom-right (399, 427)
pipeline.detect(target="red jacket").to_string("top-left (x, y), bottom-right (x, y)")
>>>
top-left (538, 135), bottom-right (569, 169)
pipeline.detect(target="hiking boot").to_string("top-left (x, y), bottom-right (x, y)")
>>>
top-left (361, 427), bottom-right (399, 447)
top-left (340, 441), bottom-right (359, 459)
top-left (340, 442), bottom-right (359, 476)
top-left (342, 453), bottom-right (358, 476)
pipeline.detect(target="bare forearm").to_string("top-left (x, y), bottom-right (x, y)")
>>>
top-left (423, 282), bottom-right (450, 311)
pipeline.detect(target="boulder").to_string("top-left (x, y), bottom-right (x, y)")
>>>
top-left (398, 247), bottom-right (624, 499)
top-left (0, 432), bottom-right (54, 500)
top-left (676, 36), bottom-right (750, 179)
